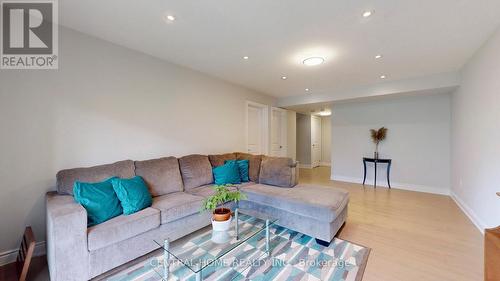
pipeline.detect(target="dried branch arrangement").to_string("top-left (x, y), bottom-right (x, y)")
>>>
top-left (370, 127), bottom-right (388, 158)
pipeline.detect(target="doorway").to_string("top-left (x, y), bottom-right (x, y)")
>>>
top-left (311, 115), bottom-right (322, 167)
top-left (295, 113), bottom-right (328, 169)
top-left (245, 101), bottom-right (269, 155)
top-left (270, 107), bottom-right (287, 157)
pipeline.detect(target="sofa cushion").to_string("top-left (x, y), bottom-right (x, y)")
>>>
top-left (240, 184), bottom-right (349, 222)
top-left (178, 154), bottom-right (214, 190)
top-left (235, 153), bottom-right (262, 182)
top-left (258, 156), bottom-right (296, 188)
top-left (111, 176), bottom-right (152, 215)
top-left (152, 192), bottom-right (204, 224)
top-left (213, 161), bottom-right (242, 185)
top-left (187, 184), bottom-right (239, 198)
top-left (87, 207), bottom-right (160, 251)
top-left (226, 160), bottom-right (250, 182)
top-left (57, 160), bottom-right (135, 195)
top-left (73, 177), bottom-right (123, 227)
top-left (208, 153), bottom-right (236, 167)
top-left (135, 157), bottom-right (183, 196)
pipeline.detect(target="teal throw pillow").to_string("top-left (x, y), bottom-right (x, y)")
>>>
top-left (213, 161), bottom-right (242, 185)
top-left (225, 159), bottom-right (250, 182)
top-left (73, 177), bottom-right (123, 227)
top-left (111, 176), bottom-right (152, 215)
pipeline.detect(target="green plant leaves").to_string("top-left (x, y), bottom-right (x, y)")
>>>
top-left (200, 184), bottom-right (247, 213)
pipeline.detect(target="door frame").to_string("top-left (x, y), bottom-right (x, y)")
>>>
top-left (245, 101), bottom-right (269, 155)
top-left (270, 107), bottom-right (288, 157)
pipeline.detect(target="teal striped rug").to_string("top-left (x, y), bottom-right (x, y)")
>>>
top-left (106, 225), bottom-right (370, 281)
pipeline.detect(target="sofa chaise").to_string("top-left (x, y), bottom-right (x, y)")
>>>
top-left (46, 152), bottom-right (349, 281)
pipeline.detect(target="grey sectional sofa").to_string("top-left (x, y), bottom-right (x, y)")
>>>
top-left (46, 152), bottom-right (349, 281)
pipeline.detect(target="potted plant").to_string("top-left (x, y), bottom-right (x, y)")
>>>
top-left (370, 127), bottom-right (388, 159)
top-left (201, 184), bottom-right (246, 231)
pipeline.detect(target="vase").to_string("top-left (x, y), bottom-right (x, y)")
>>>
top-left (211, 216), bottom-right (232, 232)
top-left (213, 207), bottom-right (232, 221)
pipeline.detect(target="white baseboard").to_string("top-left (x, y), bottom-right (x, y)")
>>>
top-left (0, 241), bottom-right (46, 266)
top-left (450, 191), bottom-right (485, 234)
top-left (300, 163), bottom-right (330, 169)
top-left (330, 175), bottom-right (450, 196)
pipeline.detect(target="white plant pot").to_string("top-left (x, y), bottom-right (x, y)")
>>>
top-left (211, 216), bottom-right (232, 232)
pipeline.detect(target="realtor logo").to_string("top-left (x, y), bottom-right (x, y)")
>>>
top-left (1, 0), bottom-right (58, 69)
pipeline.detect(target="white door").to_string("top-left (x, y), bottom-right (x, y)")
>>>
top-left (246, 102), bottom-right (268, 155)
top-left (270, 107), bottom-right (287, 157)
top-left (311, 116), bottom-right (322, 167)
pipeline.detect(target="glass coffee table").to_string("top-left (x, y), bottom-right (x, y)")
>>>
top-left (151, 208), bottom-right (277, 281)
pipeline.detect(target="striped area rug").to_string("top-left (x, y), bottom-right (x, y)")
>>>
top-left (106, 225), bottom-right (370, 281)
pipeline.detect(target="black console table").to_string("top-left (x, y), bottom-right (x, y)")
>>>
top-left (363, 157), bottom-right (392, 188)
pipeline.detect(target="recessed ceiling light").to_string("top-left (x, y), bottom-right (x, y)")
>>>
top-left (380, 75), bottom-right (386, 79)
top-left (302, 57), bottom-right (325, 66)
top-left (375, 54), bottom-right (383, 59)
top-left (164, 14), bottom-right (176, 22)
top-left (362, 10), bottom-right (373, 18)
top-left (243, 56), bottom-right (249, 60)
top-left (281, 76), bottom-right (287, 80)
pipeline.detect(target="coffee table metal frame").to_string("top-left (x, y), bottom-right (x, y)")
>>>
top-left (161, 208), bottom-right (272, 281)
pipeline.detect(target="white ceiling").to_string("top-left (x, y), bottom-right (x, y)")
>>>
top-left (60, 0), bottom-right (500, 98)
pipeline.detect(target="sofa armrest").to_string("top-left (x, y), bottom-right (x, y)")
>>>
top-left (46, 192), bottom-right (89, 281)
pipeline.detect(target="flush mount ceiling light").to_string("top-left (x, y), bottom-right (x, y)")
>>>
top-left (302, 57), bottom-right (325, 66)
top-left (164, 14), bottom-right (176, 22)
top-left (362, 10), bottom-right (374, 18)
top-left (242, 56), bottom-right (249, 60)
top-left (281, 76), bottom-right (287, 80)
top-left (375, 54), bottom-right (383, 59)
top-left (291, 47), bottom-right (334, 66)
top-left (380, 75), bottom-right (387, 79)
top-left (305, 88), bottom-right (310, 92)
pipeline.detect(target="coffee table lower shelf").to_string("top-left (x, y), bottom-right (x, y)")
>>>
top-left (151, 209), bottom-right (277, 281)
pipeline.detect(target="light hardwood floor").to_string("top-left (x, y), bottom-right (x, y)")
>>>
top-left (0, 166), bottom-right (484, 281)
top-left (301, 166), bottom-right (483, 281)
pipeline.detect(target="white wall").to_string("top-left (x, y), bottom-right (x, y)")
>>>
top-left (286, 110), bottom-right (297, 160)
top-left (451, 27), bottom-right (500, 231)
top-left (296, 113), bottom-right (311, 165)
top-left (0, 27), bottom-right (275, 256)
top-left (321, 116), bottom-right (331, 165)
top-left (331, 94), bottom-right (451, 195)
